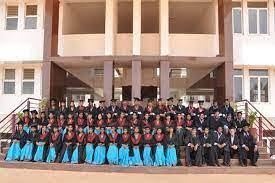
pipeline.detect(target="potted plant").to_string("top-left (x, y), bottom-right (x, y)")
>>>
top-left (39, 98), bottom-right (48, 112)
top-left (248, 111), bottom-right (258, 137)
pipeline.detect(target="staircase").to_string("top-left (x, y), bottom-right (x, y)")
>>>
top-left (0, 98), bottom-right (41, 154)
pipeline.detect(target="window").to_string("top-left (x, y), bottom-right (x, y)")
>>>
top-left (233, 69), bottom-right (243, 102)
top-left (249, 69), bottom-right (269, 102)
top-left (22, 69), bottom-right (35, 94)
top-left (169, 68), bottom-right (187, 78)
top-left (6, 6), bottom-right (18, 30)
top-left (232, 2), bottom-right (242, 34)
top-left (94, 69), bottom-right (104, 76)
top-left (25, 5), bottom-right (38, 29)
top-left (248, 2), bottom-right (268, 34)
top-left (3, 69), bottom-right (15, 94)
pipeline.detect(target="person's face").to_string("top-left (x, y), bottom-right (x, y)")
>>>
top-left (225, 100), bottom-right (230, 106)
top-left (227, 115), bottom-right (232, 121)
top-left (107, 113), bottom-right (112, 119)
top-left (68, 114), bottom-right (72, 118)
top-left (145, 114), bottom-right (149, 119)
top-left (204, 128), bottom-right (209, 135)
top-left (100, 128), bottom-right (105, 133)
top-left (68, 125), bottom-right (73, 131)
top-left (186, 115), bottom-right (191, 121)
top-left (134, 127), bottom-right (139, 133)
top-left (70, 102), bottom-right (74, 107)
top-left (111, 101), bottom-right (116, 106)
top-left (123, 128), bottom-right (128, 134)
top-left (199, 114), bottom-right (204, 119)
top-left (156, 115), bottom-right (160, 120)
top-left (79, 113), bottom-right (84, 118)
top-left (88, 114), bottom-right (92, 119)
top-left (32, 113), bottom-right (36, 118)
top-left (78, 127), bottom-right (83, 133)
top-left (53, 127), bottom-right (58, 133)
top-left (243, 126), bottom-right (249, 132)
top-left (51, 100), bottom-right (55, 106)
top-left (134, 100), bottom-right (139, 105)
top-left (61, 102), bottom-right (65, 107)
top-left (237, 113), bottom-right (242, 119)
top-left (60, 115), bottom-right (64, 119)
top-left (31, 127), bottom-right (37, 132)
top-left (177, 115), bottom-right (182, 120)
top-left (79, 101), bottom-right (84, 106)
top-left (229, 128), bottom-right (235, 136)
top-left (120, 113), bottom-right (125, 118)
top-left (191, 129), bottom-right (197, 136)
top-left (133, 113), bottom-right (137, 119)
top-left (157, 129), bottom-right (162, 134)
top-left (218, 127), bottom-right (223, 133)
top-left (213, 101), bottom-right (218, 106)
top-left (122, 101), bottom-right (127, 106)
top-left (199, 103), bottom-right (203, 107)
top-left (42, 126), bottom-right (47, 132)
top-left (18, 124), bottom-right (23, 131)
top-left (100, 102), bottom-right (105, 107)
top-left (148, 102), bottom-right (153, 107)
top-left (24, 112), bottom-right (29, 117)
top-left (169, 127), bottom-right (174, 133)
top-left (166, 115), bottom-right (171, 120)
top-left (89, 128), bottom-right (94, 133)
top-left (98, 114), bottom-right (102, 120)
top-left (145, 128), bottom-right (150, 134)
top-left (49, 113), bottom-right (54, 118)
top-left (215, 111), bottom-right (220, 118)
top-left (41, 113), bottom-right (45, 118)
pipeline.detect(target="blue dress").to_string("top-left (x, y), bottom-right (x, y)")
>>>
top-left (107, 144), bottom-right (119, 165)
top-left (92, 145), bottom-right (106, 165)
top-left (23, 126), bottom-right (30, 134)
top-left (6, 142), bottom-right (21, 161)
top-left (33, 143), bottom-right (45, 162)
top-left (154, 145), bottom-right (166, 166)
top-left (85, 144), bottom-right (94, 164)
top-left (119, 145), bottom-right (130, 167)
top-left (20, 141), bottom-right (34, 161)
top-left (71, 146), bottom-right (79, 164)
top-left (130, 147), bottom-right (143, 166)
top-left (61, 147), bottom-right (70, 163)
top-left (143, 146), bottom-right (153, 166)
top-left (46, 147), bottom-right (56, 163)
top-left (166, 146), bottom-right (177, 167)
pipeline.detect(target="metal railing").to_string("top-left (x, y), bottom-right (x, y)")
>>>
top-left (0, 98), bottom-right (41, 152)
top-left (236, 99), bottom-right (275, 154)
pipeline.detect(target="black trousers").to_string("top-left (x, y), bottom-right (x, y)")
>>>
top-left (59, 144), bottom-right (74, 163)
top-left (228, 147), bottom-right (241, 165)
top-left (240, 146), bottom-right (259, 165)
top-left (202, 146), bottom-right (216, 166)
top-left (214, 145), bottom-right (230, 165)
top-left (185, 146), bottom-right (203, 166)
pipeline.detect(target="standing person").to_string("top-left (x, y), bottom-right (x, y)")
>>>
top-left (93, 127), bottom-right (108, 165)
top-left (39, 111), bottom-right (48, 132)
top-left (130, 126), bottom-right (143, 166)
top-left (154, 128), bottom-right (166, 166)
top-left (22, 109), bottom-right (31, 134)
top-left (208, 101), bottom-right (220, 117)
top-left (175, 99), bottom-right (186, 115)
top-left (200, 127), bottom-right (215, 166)
top-left (59, 124), bottom-right (76, 163)
top-left (85, 127), bottom-right (98, 164)
top-left (6, 122), bottom-right (27, 161)
top-left (213, 126), bottom-right (228, 166)
top-left (97, 100), bottom-right (107, 116)
top-left (142, 126), bottom-right (154, 166)
top-left (85, 99), bottom-right (96, 117)
top-left (95, 113), bottom-right (105, 135)
top-left (33, 124), bottom-right (49, 162)
top-left (227, 127), bottom-right (241, 166)
top-left (152, 113), bottom-right (164, 135)
top-left (76, 99), bottom-right (85, 116)
top-left (118, 128), bottom-right (131, 167)
top-left (239, 123), bottom-right (259, 166)
top-left (71, 125), bottom-right (86, 164)
top-left (186, 100), bottom-right (196, 118)
top-left (165, 127), bottom-right (178, 167)
top-left (58, 100), bottom-right (68, 117)
top-left (20, 124), bottom-right (39, 161)
top-left (208, 109), bottom-right (225, 133)
top-left (46, 125), bottom-right (62, 163)
top-left (175, 113), bottom-right (185, 165)
top-left (107, 99), bottom-right (120, 118)
top-left (117, 111), bottom-right (128, 134)
top-left (107, 127), bottom-right (119, 165)
top-left (221, 99), bottom-right (234, 117)
top-left (67, 100), bottom-right (77, 116)
top-left (196, 100), bottom-right (206, 116)
top-left (185, 128), bottom-right (203, 167)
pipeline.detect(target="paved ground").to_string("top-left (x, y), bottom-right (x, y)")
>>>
top-left (0, 168), bottom-right (275, 183)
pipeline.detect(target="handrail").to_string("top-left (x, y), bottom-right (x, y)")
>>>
top-left (0, 98), bottom-right (41, 124)
top-left (240, 99), bottom-right (275, 129)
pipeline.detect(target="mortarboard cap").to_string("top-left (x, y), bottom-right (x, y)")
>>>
top-left (134, 97), bottom-right (141, 101)
top-left (198, 100), bottom-right (204, 104)
top-left (167, 97), bottom-right (174, 101)
top-left (23, 109), bottom-right (29, 113)
top-left (88, 99), bottom-right (94, 103)
top-left (17, 121), bottom-right (24, 126)
top-left (30, 123), bottom-right (38, 128)
top-left (31, 110), bottom-right (38, 115)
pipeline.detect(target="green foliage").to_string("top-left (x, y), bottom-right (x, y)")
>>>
top-left (248, 111), bottom-right (257, 127)
top-left (39, 98), bottom-right (48, 112)
top-left (17, 112), bottom-right (23, 120)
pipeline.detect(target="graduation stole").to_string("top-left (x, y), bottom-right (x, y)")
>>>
top-left (77, 117), bottom-right (85, 125)
top-left (131, 133), bottom-right (142, 145)
top-left (122, 134), bottom-right (130, 143)
top-left (176, 119), bottom-right (184, 126)
top-left (185, 120), bottom-right (193, 127)
top-left (165, 119), bottom-right (173, 126)
top-left (108, 132), bottom-right (118, 143)
top-left (58, 119), bottom-right (65, 127)
top-left (106, 118), bottom-right (112, 124)
top-left (68, 118), bottom-right (74, 125)
top-left (49, 118), bottom-right (55, 125)
top-left (87, 133), bottom-right (97, 143)
top-left (155, 133), bottom-right (164, 142)
top-left (131, 119), bottom-right (138, 126)
top-left (143, 120), bottom-right (150, 127)
top-left (154, 120), bottom-right (162, 127)
top-left (70, 107), bottom-right (75, 112)
top-left (97, 119), bottom-right (104, 127)
top-left (51, 132), bottom-right (60, 142)
top-left (99, 133), bottom-right (106, 143)
top-left (78, 106), bottom-right (84, 111)
top-left (144, 133), bottom-right (153, 141)
top-left (66, 132), bottom-right (75, 141)
top-left (198, 107), bottom-right (205, 113)
top-left (87, 118), bottom-right (94, 126)
top-left (188, 107), bottom-right (195, 113)
top-left (77, 133), bottom-right (85, 143)
top-left (40, 132), bottom-right (48, 141)
top-left (118, 118), bottom-right (126, 127)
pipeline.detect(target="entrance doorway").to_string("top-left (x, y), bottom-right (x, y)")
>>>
top-left (122, 86), bottom-right (157, 100)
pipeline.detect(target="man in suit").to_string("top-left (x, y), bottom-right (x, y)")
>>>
top-left (200, 127), bottom-right (215, 166)
top-left (234, 112), bottom-right (248, 134)
top-left (213, 126), bottom-right (228, 166)
top-left (239, 123), bottom-right (259, 166)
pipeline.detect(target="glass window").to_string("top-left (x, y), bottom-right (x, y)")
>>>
top-left (248, 8), bottom-right (268, 34)
top-left (22, 69), bottom-right (35, 94)
top-left (234, 77), bottom-right (243, 102)
top-left (249, 9), bottom-right (258, 34)
top-left (25, 5), bottom-right (38, 29)
top-left (3, 69), bottom-right (15, 94)
top-left (260, 78), bottom-right (268, 102)
top-left (233, 8), bottom-right (242, 33)
top-left (249, 69), bottom-right (269, 76)
top-left (234, 69), bottom-right (244, 75)
top-left (6, 6), bottom-right (18, 30)
top-left (259, 9), bottom-right (267, 34)
top-left (250, 78), bottom-right (258, 102)
top-left (249, 69), bottom-right (269, 102)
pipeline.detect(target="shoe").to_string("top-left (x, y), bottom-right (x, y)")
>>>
top-left (240, 163), bottom-right (245, 167)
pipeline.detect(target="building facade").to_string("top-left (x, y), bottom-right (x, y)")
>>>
top-left (0, 0), bottom-right (274, 119)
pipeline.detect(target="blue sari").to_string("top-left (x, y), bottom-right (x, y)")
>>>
top-left (61, 147), bottom-right (70, 163)
top-left (71, 146), bottom-right (79, 164)
top-left (154, 145), bottom-right (166, 166)
top-left (92, 145), bottom-right (106, 165)
top-left (143, 146), bottom-right (153, 166)
top-left (6, 141), bottom-right (21, 161)
top-left (117, 128), bottom-right (123, 135)
top-left (166, 146), bottom-right (177, 167)
top-left (107, 144), bottom-right (119, 165)
top-left (23, 126), bottom-right (30, 134)
top-left (46, 147), bottom-right (56, 163)
top-left (20, 141), bottom-right (33, 161)
top-left (119, 146), bottom-right (130, 167)
top-left (85, 144), bottom-right (94, 164)
top-left (33, 143), bottom-right (45, 162)
top-left (130, 147), bottom-right (143, 166)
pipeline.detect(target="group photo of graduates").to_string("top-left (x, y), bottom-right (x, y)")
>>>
top-left (5, 97), bottom-right (259, 167)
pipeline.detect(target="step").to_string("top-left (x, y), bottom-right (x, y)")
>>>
top-left (258, 146), bottom-right (268, 153)
top-left (259, 153), bottom-right (270, 159)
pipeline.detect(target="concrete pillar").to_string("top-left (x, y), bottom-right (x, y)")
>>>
top-left (18, 0), bottom-right (25, 30)
top-left (243, 68), bottom-right (250, 101)
top-left (160, 61), bottom-right (170, 99)
top-left (159, 0), bottom-right (169, 55)
top-left (104, 61), bottom-right (114, 103)
top-left (105, 0), bottom-right (118, 55)
top-left (0, 2), bottom-right (5, 30)
top-left (268, 0), bottom-right (275, 35)
top-left (37, 0), bottom-right (44, 30)
top-left (132, 60), bottom-right (141, 99)
top-left (242, 0), bottom-right (249, 36)
top-left (133, 0), bottom-right (141, 55)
